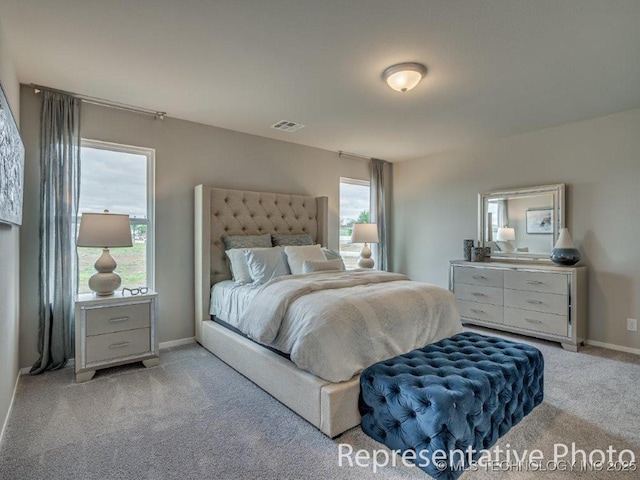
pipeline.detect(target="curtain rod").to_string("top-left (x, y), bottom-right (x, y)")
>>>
top-left (338, 150), bottom-right (389, 164)
top-left (31, 84), bottom-right (166, 120)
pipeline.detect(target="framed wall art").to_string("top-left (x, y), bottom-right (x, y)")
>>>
top-left (526, 207), bottom-right (553, 234)
top-left (0, 81), bottom-right (24, 226)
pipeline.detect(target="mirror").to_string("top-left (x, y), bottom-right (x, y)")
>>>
top-left (479, 184), bottom-right (565, 259)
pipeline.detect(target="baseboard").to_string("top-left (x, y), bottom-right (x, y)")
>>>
top-left (586, 339), bottom-right (640, 356)
top-left (159, 337), bottom-right (196, 350)
top-left (0, 370), bottom-right (21, 448)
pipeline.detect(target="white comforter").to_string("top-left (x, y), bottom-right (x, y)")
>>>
top-left (237, 270), bottom-right (463, 382)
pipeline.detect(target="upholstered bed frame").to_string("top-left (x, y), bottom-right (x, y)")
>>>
top-left (194, 185), bottom-right (361, 437)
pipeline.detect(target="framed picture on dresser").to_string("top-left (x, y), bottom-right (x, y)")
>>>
top-left (0, 80), bottom-right (25, 226)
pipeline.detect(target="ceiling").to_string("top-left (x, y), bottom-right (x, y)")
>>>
top-left (1, 0), bottom-right (640, 162)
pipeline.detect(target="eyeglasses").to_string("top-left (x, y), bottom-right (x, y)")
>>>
top-left (122, 287), bottom-right (149, 296)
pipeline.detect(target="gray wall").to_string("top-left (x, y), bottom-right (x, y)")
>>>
top-left (19, 84), bottom-right (368, 368)
top-left (0, 22), bottom-right (20, 439)
top-left (393, 108), bottom-right (640, 351)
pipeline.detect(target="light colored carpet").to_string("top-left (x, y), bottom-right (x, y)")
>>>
top-left (0, 328), bottom-right (638, 480)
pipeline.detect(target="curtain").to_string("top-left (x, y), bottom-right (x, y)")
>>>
top-left (31, 92), bottom-right (81, 374)
top-left (370, 158), bottom-right (391, 271)
top-left (497, 199), bottom-right (509, 228)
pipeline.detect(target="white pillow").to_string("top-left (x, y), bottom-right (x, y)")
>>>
top-left (284, 244), bottom-right (326, 275)
top-left (226, 247), bottom-right (274, 284)
top-left (245, 246), bottom-right (289, 284)
top-left (302, 259), bottom-right (345, 273)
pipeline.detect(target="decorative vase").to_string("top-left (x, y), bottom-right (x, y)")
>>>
top-left (471, 247), bottom-right (485, 262)
top-left (463, 239), bottom-right (474, 261)
top-left (550, 228), bottom-right (581, 266)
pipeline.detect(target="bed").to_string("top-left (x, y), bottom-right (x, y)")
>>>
top-left (194, 185), bottom-right (461, 437)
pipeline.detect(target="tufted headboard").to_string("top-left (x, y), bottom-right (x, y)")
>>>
top-left (194, 185), bottom-right (329, 339)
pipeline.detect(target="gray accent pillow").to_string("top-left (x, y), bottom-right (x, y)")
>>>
top-left (302, 259), bottom-right (345, 274)
top-left (223, 233), bottom-right (272, 250)
top-left (322, 248), bottom-right (343, 261)
top-left (271, 233), bottom-right (314, 246)
top-left (245, 247), bottom-right (290, 284)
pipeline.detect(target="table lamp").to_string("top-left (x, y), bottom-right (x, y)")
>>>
top-left (351, 223), bottom-right (379, 268)
top-left (496, 226), bottom-right (516, 252)
top-left (77, 210), bottom-right (133, 296)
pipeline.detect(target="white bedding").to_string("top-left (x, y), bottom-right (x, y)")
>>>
top-left (209, 280), bottom-right (261, 325)
top-left (237, 270), bottom-right (463, 382)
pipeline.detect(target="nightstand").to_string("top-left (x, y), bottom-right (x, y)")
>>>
top-left (74, 290), bottom-right (159, 382)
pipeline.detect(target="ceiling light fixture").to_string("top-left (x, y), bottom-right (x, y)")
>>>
top-left (382, 62), bottom-right (427, 92)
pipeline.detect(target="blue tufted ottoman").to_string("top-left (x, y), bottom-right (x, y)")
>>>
top-left (359, 332), bottom-right (543, 479)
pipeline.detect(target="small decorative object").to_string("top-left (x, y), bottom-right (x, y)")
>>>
top-left (0, 81), bottom-right (25, 226)
top-left (526, 207), bottom-right (553, 234)
top-left (122, 287), bottom-right (149, 296)
top-left (351, 223), bottom-right (379, 268)
top-left (463, 239), bottom-right (474, 261)
top-left (484, 246), bottom-right (491, 259)
top-left (550, 228), bottom-right (581, 266)
top-left (77, 210), bottom-right (133, 295)
top-left (471, 247), bottom-right (485, 262)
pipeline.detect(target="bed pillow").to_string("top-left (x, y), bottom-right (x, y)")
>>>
top-left (284, 244), bottom-right (326, 275)
top-left (245, 247), bottom-right (289, 284)
top-left (302, 259), bottom-right (346, 274)
top-left (322, 248), bottom-right (343, 261)
top-left (271, 233), bottom-right (314, 247)
top-left (226, 247), bottom-right (273, 284)
top-left (222, 233), bottom-right (272, 250)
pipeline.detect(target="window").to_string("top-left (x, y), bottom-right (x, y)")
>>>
top-left (339, 178), bottom-right (370, 270)
top-left (78, 140), bottom-right (155, 293)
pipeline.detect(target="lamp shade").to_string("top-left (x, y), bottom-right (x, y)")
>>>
top-left (77, 212), bottom-right (133, 248)
top-left (351, 223), bottom-right (379, 244)
top-left (496, 227), bottom-right (516, 241)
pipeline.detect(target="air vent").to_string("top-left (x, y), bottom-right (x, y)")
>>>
top-left (271, 120), bottom-right (305, 132)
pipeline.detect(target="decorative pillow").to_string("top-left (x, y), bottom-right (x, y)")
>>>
top-left (222, 233), bottom-right (271, 250)
top-left (302, 259), bottom-right (345, 274)
top-left (245, 247), bottom-right (289, 284)
top-left (271, 233), bottom-right (314, 246)
top-left (226, 247), bottom-right (272, 284)
top-left (284, 244), bottom-right (326, 275)
top-left (322, 248), bottom-right (343, 261)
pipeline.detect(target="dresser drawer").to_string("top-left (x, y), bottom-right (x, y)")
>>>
top-left (454, 284), bottom-right (503, 306)
top-left (85, 328), bottom-right (151, 364)
top-left (504, 270), bottom-right (568, 295)
top-left (457, 300), bottom-right (503, 324)
top-left (504, 289), bottom-right (568, 316)
top-left (504, 307), bottom-right (568, 337)
top-left (454, 266), bottom-right (503, 288)
top-left (85, 302), bottom-right (150, 336)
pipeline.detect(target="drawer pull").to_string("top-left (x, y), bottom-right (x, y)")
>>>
top-left (526, 299), bottom-right (543, 304)
top-left (109, 316), bottom-right (130, 323)
top-left (470, 308), bottom-right (486, 314)
top-left (471, 292), bottom-right (486, 297)
top-left (526, 280), bottom-right (544, 285)
top-left (472, 275), bottom-right (487, 280)
top-left (109, 341), bottom-right (131, 349)
top-left (525, 318), bottom-right (543, 324)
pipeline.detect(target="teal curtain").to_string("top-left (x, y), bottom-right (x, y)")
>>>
top-left (31, 91), bottom-right (81, 373)
top-left (370, 158), bottom-right (391, 271)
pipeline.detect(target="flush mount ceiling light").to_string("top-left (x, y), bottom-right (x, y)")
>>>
top-left (382, 62), bottom-right (427, 92)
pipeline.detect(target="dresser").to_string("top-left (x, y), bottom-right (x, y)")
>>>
top-left (450, 260), bottom-right (587, 351)
top-left (75, 291), bottom-right (159, 382)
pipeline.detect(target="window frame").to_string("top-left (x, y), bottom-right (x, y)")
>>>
top-left (80, 138), bottom-right (156, 290)
top-left (339, 177), bottom-right (371, 269)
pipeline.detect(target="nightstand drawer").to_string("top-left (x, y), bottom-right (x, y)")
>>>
top-left (457, 300), bottom-right (503, 324)
top-left (86, 328), bottom-right (151, 364)
top-left (454, 266), bottom-right (504, 288)
top-left (505, 270), bottom-right (568, 295)
top-left (454, 284), bottom-right (503, 306)
top-left (504, 289), bottom-right (567, 316)
top-left (85, 302), bottom-right (150, 336)
top-left (504, 307), bottom-right (568, 337)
